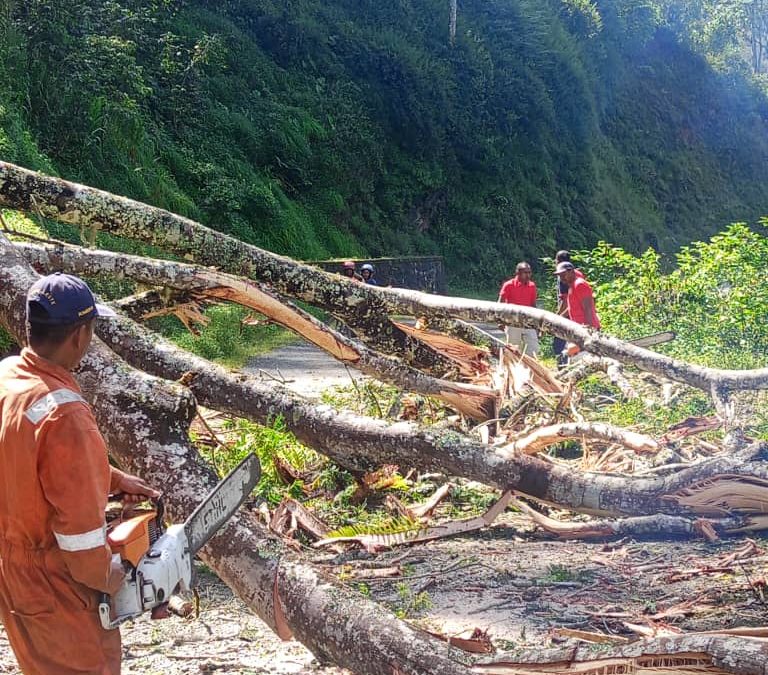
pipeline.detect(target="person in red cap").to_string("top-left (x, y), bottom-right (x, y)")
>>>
top-left (497, 262), bottom-right (539, 357)
top-left (340, 260), bottom-right (363, 282)
top-left (0, 273), bottom-right (160, 674)
top-left (555, 261), bottom-right (600, 357)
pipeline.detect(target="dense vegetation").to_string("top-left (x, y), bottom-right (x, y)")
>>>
top-left (1, 0), bottom-right (768, 289)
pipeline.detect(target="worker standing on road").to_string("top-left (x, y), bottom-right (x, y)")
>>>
top-left (498, 261), bottom-right (539, 357)
top-left (554, 261), bottom-right (600, 358)
top-left (0, 273), bottom-right (160, 674)
top-left (553, 250), bottom-right (585, 364)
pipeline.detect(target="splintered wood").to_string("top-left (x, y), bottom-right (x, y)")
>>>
top-left (394, 320), bottom-right (492, 380)
top-left (664, 475), bottom-right (768, 520)
top-left (473, 653), bottom-right (727, 675)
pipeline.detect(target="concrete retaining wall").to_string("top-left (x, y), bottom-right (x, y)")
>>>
top-left (307, 256), bottom-right (447, 294)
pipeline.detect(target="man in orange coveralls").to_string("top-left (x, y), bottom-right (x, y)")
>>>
top-left (0, 273), bottom-right (160, 674)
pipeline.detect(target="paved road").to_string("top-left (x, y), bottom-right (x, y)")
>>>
top-left (244, 321), bottom-right (510, 399)
top-left (244, 341), bottom-right (365, 398)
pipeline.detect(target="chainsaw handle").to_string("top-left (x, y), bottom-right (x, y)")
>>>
top-left (109, 492), bottom-right (164, 514)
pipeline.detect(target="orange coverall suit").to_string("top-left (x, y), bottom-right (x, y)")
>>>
top-left (0, 349), bottom-right (127, 674)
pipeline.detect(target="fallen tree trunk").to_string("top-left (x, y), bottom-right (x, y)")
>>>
top-left (17, 241), bottom-right (498, 420)
top-left (3, 162), bottom-right (768, 400)
top-left (86, 295), bottom-right (768, 521)
top-left (0, 165), bottom-right (462, 375)
top-left (0, 233), bottom-right (477, 675)
top-left (473, 634), bottom-right (768, 675)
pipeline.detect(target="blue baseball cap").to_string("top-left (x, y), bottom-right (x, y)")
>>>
top-left (26, 273), bottom-right (117, 325)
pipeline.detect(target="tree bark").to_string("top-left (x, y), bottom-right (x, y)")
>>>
top-left (3, 161), bottom-right (768, 399)
top-left (0, 163), bottom-right (460, 374)
top-left (87, 298), bottom-right (768, 522)
top-left (17, 241), bottom-right (499, 420)
top-left (474, 634), bottom-right (768, 675)
top-left (0, 233), bottom-right (476, 675)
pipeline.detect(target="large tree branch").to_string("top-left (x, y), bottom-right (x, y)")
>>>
top-left (0, 163), bottom-right (460, 374)
top-left (17, 241), bottom-right (498, 420)
top-left (86, 295), bottom-right (768, 521)
top-left (475, 634), bottom-right (768, 675)
top-left (2, 162), bottom-right (768, 397)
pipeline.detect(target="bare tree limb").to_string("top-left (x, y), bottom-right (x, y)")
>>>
top-left (474, 634), bottom-right (768, 675)
top-left (3, 162), bottom-right (768, 398)
top-left (502, 422), bottom-right (659, 456)
top-left (16, 241), bottom-right (499, 420)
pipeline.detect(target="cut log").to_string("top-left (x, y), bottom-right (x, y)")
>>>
top-left (0, 233), bottom-right (474, 675)
top-left (16, 241), bottom-right (499, 420)
top-left (473, 635), bottom-right (768, 675)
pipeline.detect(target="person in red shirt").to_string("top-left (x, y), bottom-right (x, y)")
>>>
top-left (0, 273), bottom-right (160, 674)
top-left (553, 250), bottom-right (586, 364)
top-left (554, 261), bottom-right (601, 353)
top-left (498, 261), bottom-right (539, 357)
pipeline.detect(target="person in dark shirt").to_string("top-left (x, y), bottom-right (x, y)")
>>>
top-left (360, 263), bottom-right (378, 285)
top-left (553, 250), bottom-right (585, 363)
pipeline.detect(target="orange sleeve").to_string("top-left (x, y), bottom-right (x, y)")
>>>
top-left (37, 407), bottom-right (117, 594)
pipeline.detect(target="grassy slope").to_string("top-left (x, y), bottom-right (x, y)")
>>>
top-left (0, 0), bottom-right (767, 291)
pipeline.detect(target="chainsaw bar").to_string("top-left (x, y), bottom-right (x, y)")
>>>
top-left (184, 453), bottom-right (261, 555)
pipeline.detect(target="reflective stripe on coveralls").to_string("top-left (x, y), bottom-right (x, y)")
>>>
top-left (25, 390), bottom-right (110, 555)
top-left (24, 388), bottom-right (87, 424)
top-left (0, 350), bottom-right (122, 675)
top-left (54, 525), bottom-right (107, 552)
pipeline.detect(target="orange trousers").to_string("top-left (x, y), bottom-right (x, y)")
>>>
top-left (0, 544), bottom-right (121, 674)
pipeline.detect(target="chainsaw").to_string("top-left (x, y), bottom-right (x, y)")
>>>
top-left (98, 453), bottom-right (261, 630)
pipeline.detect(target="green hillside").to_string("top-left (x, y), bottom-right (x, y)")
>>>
top-left (1, 0), bottom-right (767, 288)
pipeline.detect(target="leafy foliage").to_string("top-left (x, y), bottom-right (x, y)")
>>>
top-left (203, 416), bottom-right (321, 505)
top-left (579, 221), bottom-right (768, 369)
top-left (324, 517), bottom-right (422, 541)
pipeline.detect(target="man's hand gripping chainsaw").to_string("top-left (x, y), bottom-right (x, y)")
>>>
top-left (99, 454), bottom-right (261, 630)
